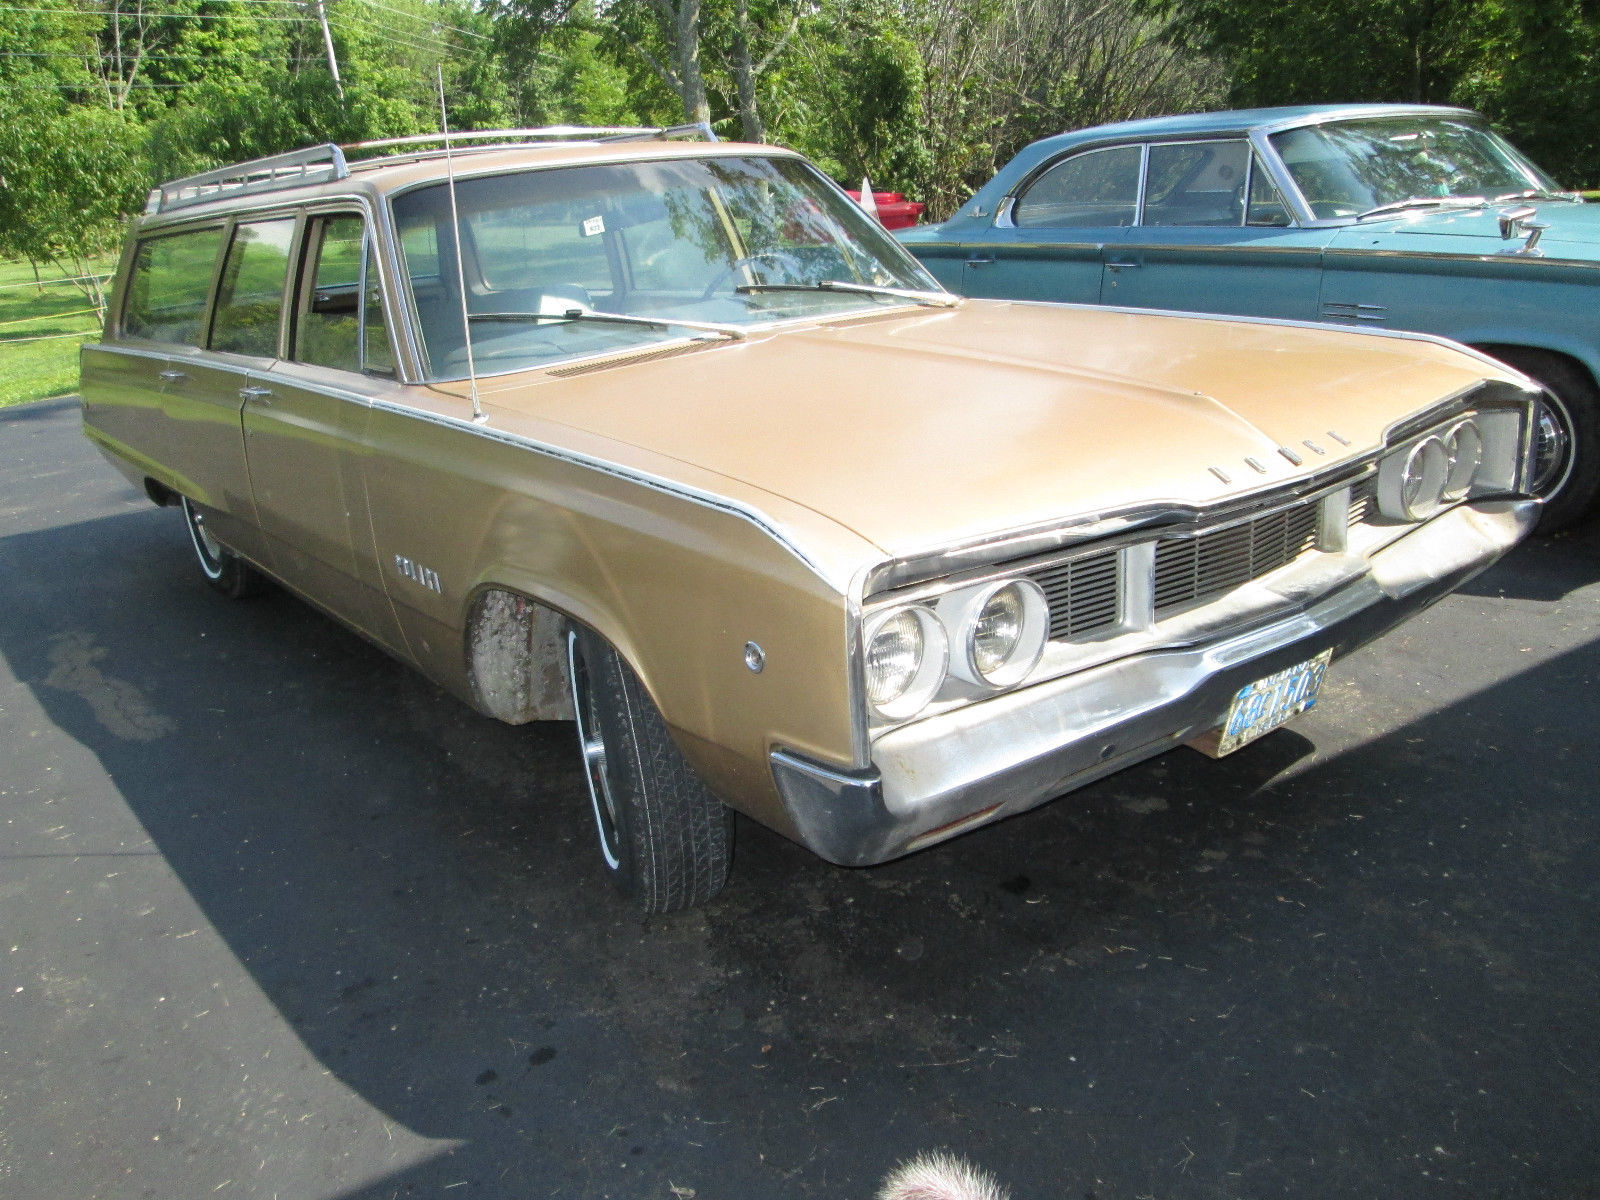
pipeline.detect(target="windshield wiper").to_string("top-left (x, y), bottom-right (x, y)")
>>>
top-left (736, 279), bottom-right (960, 308)
top-left (1355, 195), bottom-right (1488, 221)
top-left (1491, 188), bottom-right (1584, 204)
top-left (470, 308), bottom-right (747, 341)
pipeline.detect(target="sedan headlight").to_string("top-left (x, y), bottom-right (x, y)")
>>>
top-left (1377, 434), bottom-right (1449, 521)
top-left (957, 579), bottom-right (1049, 687)
top-left (863, 606), bottom-right (948, 720)
top-left (1441, 418), bottom-right (1482, 502)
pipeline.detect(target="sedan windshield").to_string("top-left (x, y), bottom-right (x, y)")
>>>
top-left (391, 154), bottom-right (943, 380)
top-left (1268, 117), bottom-right (1561, 221)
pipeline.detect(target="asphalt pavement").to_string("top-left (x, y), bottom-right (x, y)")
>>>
top-left (3, 395), bottom-right (1598, 1200)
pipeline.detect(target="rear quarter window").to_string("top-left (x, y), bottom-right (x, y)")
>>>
top-left (121, 226), bottom-right (225, 345)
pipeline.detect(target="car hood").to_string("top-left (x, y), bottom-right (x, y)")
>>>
top-left (461, 301), bottom-right (1519, 567)
top-left (1332, 201), bottom-right (1600, 255)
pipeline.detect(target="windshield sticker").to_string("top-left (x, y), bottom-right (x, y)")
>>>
top-left (582, 215), bottom-right (605, 237)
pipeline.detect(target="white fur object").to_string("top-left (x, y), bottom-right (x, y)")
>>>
top-left (877, 1151), bottom-right (1011, 1200)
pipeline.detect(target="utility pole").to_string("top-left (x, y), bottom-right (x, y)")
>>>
top-left (312, 0), bottom-right (344, 100)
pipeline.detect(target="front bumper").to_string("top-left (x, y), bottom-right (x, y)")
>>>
top-left (772, 498), bottom-right (1538, 866)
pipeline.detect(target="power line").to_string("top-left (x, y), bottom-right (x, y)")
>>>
top-left (0, 6), bottom-right (321, 20)
top-left (350, 0), bottom-right (489, 41)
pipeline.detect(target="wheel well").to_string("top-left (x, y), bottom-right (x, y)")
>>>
top-left (464, 587), bottom-right (576, 724)
top-left (143, 478), bottom-right (178, 507)
top-left (1473, 344), bottom-right (1600, 400)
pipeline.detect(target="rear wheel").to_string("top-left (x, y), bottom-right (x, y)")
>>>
top-left (181, 497), bottom-right (266, 599)
top-left (1484, 348), bottom-right (1600, 532)
top-left (566, 625), bottom-right (733, 913)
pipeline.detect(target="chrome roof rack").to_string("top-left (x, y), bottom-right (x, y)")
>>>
top-left (145, 123), bottom-right (723, 214)
top-left (343, 122), bottom-right (718, 162)
top-left (146, 143), bottom-right (349, 215)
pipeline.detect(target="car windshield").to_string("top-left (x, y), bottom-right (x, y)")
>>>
top-left (1268, 117), bottom-right (1560, 221)
top-left (391, 154), bottom-right (942, 380)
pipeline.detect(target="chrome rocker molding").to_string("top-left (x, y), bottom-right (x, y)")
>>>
top-left (773, 497), bottom-right (1538, 867)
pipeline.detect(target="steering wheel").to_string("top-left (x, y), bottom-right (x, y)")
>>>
top-left (699, 250), bottom-right (807, 301)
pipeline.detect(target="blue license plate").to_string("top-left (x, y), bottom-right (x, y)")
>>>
top-left (1214, 649), bottom-right (1333, 756)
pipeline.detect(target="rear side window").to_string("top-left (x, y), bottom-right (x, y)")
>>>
top-left (1014, 146), bottom-right (1142, 229)
top-left (121, 227), bottom-right (224, 345)
top-left (211, 218), bottom-right (297, 357)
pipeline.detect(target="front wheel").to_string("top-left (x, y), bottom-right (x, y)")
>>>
top-left (181, 497), bottom-right (265, 599)
top-left (1486, 349), bottom-right (1600, 532)
top-left (566, 625), bottom-right (733, 913)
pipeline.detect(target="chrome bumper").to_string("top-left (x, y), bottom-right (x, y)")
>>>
top-left (772, 499), bottom-right (1538, 866)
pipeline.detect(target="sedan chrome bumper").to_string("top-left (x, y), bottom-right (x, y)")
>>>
top-left (772, 498), bottom-right (1538, 866)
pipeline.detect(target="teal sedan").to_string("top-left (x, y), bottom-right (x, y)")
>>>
top-left (898, 104), bottom-right (1600, 530)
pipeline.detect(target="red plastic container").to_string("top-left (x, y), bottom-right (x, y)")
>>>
top-left (845, 189), bottom-right (926, 230)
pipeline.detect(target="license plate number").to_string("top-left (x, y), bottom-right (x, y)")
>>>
top-left (1211, 649), bottom-right (1332, 757)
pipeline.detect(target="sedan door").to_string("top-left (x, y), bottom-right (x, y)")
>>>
top-left (257, 210), bottom-right (409, 652)
top-left (959, 144), bottom-right (1138, 304)
top-left (1101, 141), bottom-right (1331, 321)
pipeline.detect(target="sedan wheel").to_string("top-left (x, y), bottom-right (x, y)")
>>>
top-left (565, 625), bottom-right (733, 913)
top-left (181, 497), bottom-right (265, 599)
top-left (1485, 349), bottom-right (1600, 533)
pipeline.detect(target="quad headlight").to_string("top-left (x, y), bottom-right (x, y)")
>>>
top-left (862, 577), bottom-right (1053, 722)
top-left (1441, 418), bottom-right (1482, 502)
top-left (951, 579), bottom-right (1049, 688)
top-left (863, 605), bottom-right (948, 720)
top-left (1377, 415), bottom-right (1490, 522)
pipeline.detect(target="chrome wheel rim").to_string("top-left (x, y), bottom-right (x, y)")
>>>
top-left (1530, 393), bottom-right (1575, 498)
top-left (567, 630), bottom-right (623, 871)
top-left (182, 498), bottom-right (226, 581)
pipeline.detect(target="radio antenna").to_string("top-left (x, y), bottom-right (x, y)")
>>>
top-left (437, 66), bottom-right (485, 424)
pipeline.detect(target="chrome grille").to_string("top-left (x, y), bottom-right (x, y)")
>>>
top-left (1153, 502), bottom-right (1320, 616)
top-left (1026, 549), bottom-right (1120, 640)
top-left (1348, 477), bottom-right (1374, 526)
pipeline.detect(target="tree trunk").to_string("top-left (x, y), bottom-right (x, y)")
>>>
top-left (731, 0), bottom-right (766, 142)
top-left (674, 0), bottom-right (711, 124)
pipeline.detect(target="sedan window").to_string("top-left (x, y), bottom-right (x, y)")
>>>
top-left (1245, 154), bottom-right (1294, 227)
top-left (1013, 146), bottom-right (1142, 229)
top-left (294, 215), bottom-right (396, 376)
top-left (1269, 117), bottom-right (1555, 220)
top-left (211, 218), bottom-right (296, 358)
top-left (392, 155), bottom-right (939, 380)
top-left (1143, 141), bottom-right (1250, 226)
top-left (121, 226), bottom-right (224, 345)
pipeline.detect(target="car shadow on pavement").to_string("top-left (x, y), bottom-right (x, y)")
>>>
top-left (3, 501), bottom-right (1598, 1200)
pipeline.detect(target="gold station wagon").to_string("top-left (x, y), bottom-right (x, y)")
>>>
top-left (82, 127), bottom-right (1544, 912)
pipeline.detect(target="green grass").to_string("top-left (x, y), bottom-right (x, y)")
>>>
top-left (0, 255), bottom-right (117, 408)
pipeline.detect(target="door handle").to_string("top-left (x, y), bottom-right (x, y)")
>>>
top-left (965, 254), bottom-right (995, 267)
top-left (239, 385), bottom-right (273, 403)
top-left (1105, 258), bottom-right (1142, 270)
top-left (158, 369), bottom-right (186, 382)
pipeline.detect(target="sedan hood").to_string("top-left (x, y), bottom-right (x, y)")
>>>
top-left (1333, 201), bottom-right (1600, 254)
top-left (470, 301), bottom-right (1517, 563)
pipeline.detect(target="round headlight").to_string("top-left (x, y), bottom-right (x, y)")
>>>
top-left (863, 606), bottom-right (948, 720)
top-left (1378, 435), bottom-right (1449, 521)
top-left (1441, 418), bottom-right (1482, 502)
top-left (966, 579), bottom-right (1049, 687)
